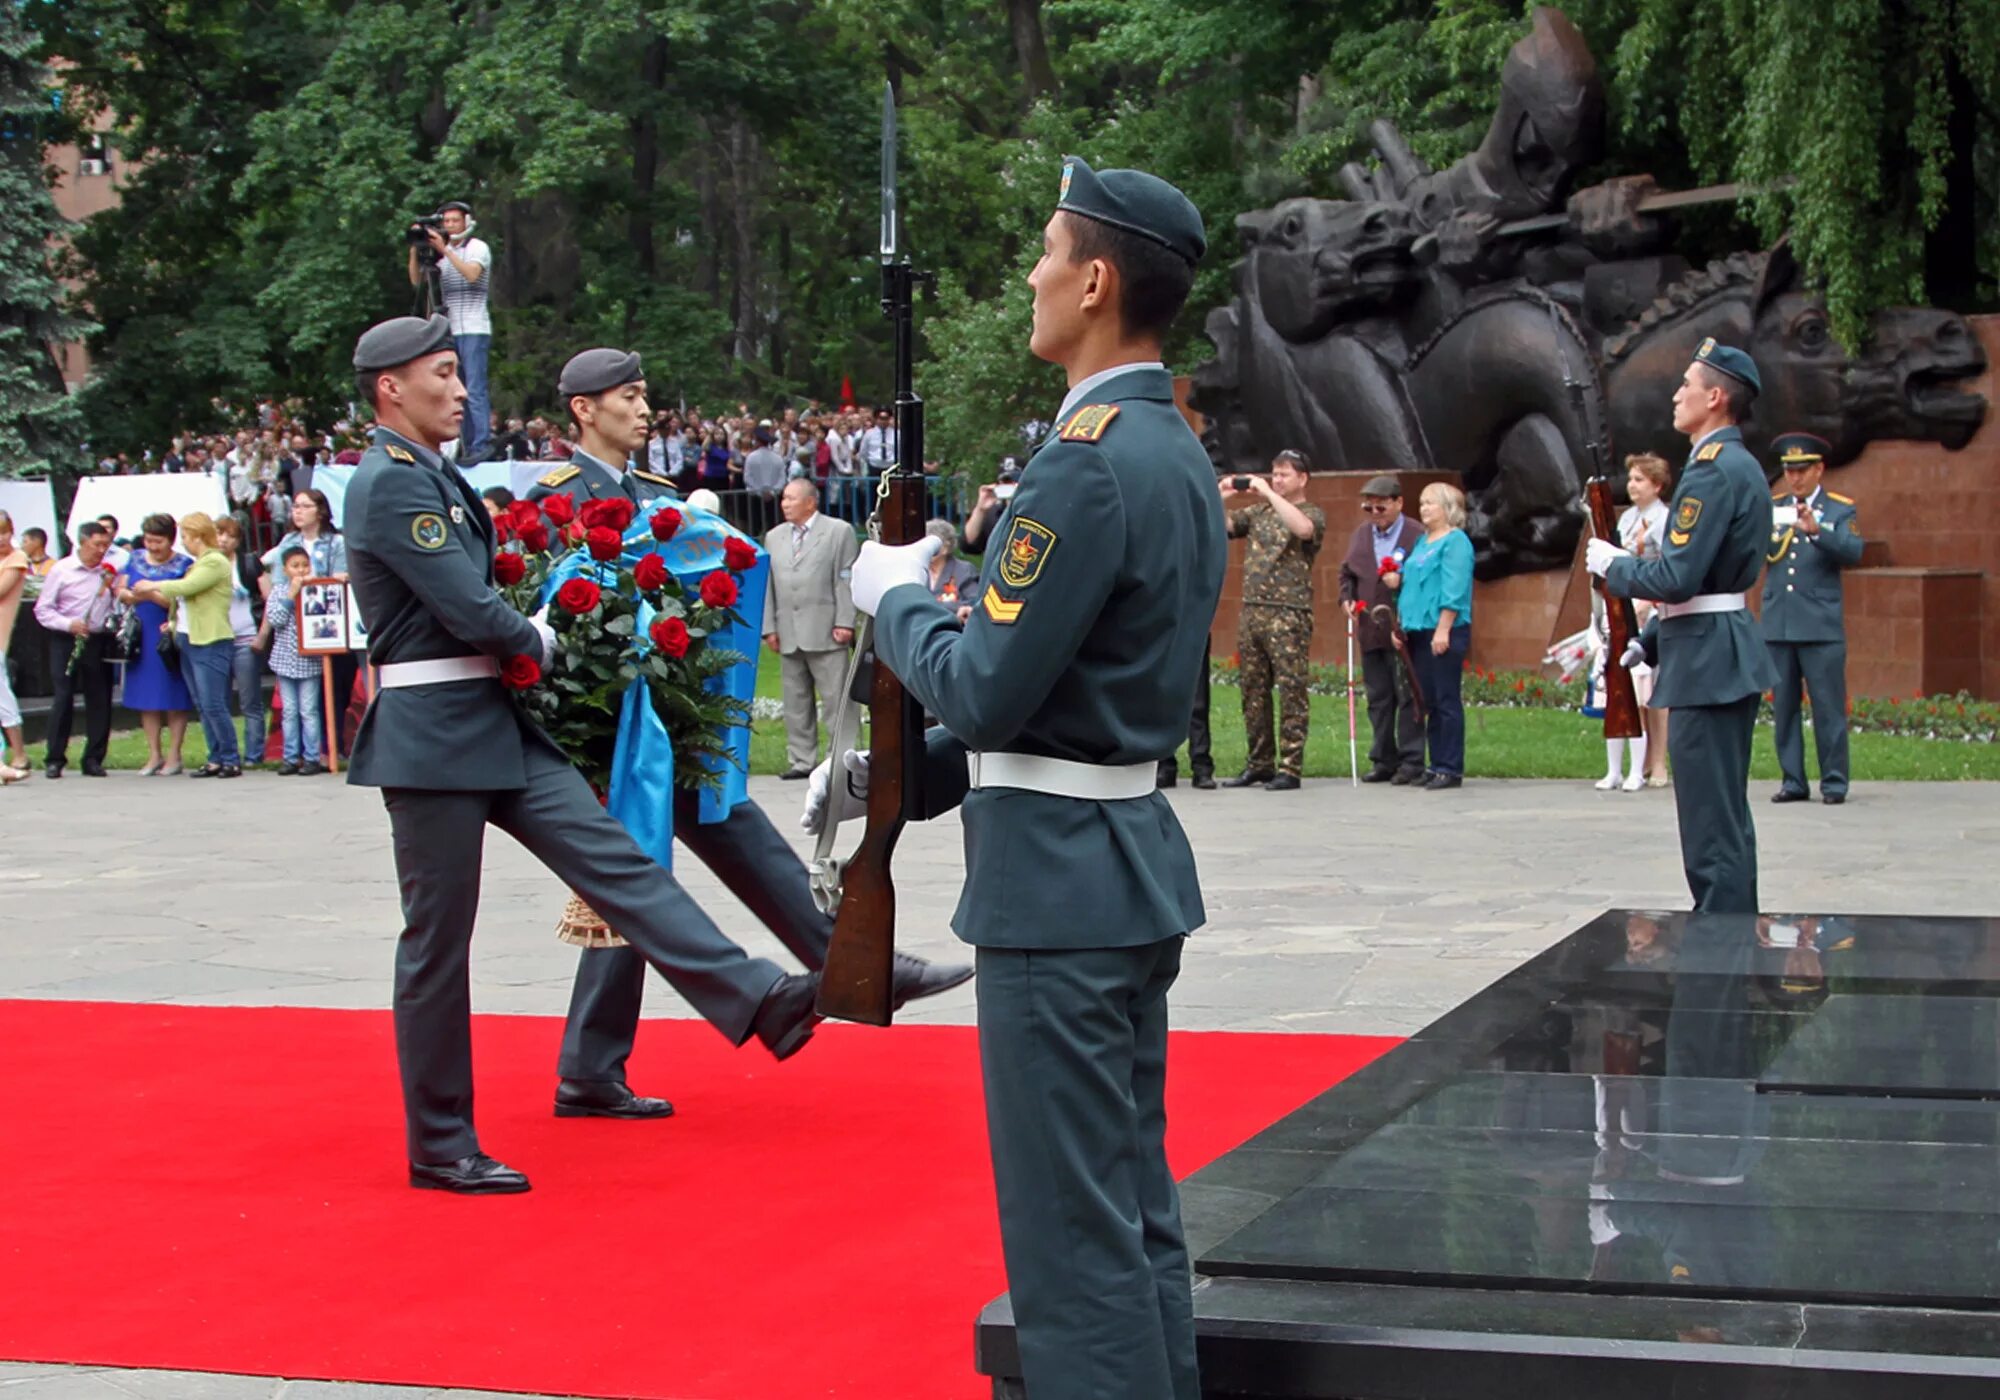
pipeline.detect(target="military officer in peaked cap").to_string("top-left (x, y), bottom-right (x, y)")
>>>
top-left (1588, 338), bottom-right (1777, 914)
top-left (808, 156), bottom-right (1223, 1399)
top-left (526, 348), bottom-right (681, 508)
top-left (1761, 431), bottom-right (1862, 804)
top-left (342, 315), bottom-right (822, 1196)
top-left (537, 344), bottom-right (972, 1122)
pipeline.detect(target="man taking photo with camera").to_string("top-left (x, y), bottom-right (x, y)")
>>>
top-left (407, 200), bottom-right (493, 462)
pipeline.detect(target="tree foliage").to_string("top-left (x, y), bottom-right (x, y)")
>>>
top-left (26, 0), bottom-right (2000, 464)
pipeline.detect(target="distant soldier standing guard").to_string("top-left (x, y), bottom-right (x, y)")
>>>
top-left (812, 157), bottom-right (1222, 1399)
top-left (1761, 431), bottom-right (1863, 806)
top-left (1219, 449), bottom-right (1325, 791)
top-left (1589, 339), bottom-right (1777, 913)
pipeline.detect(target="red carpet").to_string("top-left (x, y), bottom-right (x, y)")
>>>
top-left (0, 1000), bottom-right (1393, 1399)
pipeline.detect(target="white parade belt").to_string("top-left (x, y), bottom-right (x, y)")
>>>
top-left (377, 656), bottom-right (500, 688)
top-left (1657, 592), bottom-right (1746, 620)
top-left (966, 751), bottom-right (1157, 801)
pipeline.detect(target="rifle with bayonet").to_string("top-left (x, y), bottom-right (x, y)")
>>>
top-left (813, 82), bottom-right (932, 1027)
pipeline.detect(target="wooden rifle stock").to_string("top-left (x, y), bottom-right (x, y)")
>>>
top-left (1586, 478), bottom-right (1645, 740)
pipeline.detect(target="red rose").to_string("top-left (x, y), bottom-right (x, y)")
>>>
top-left (493, 515), bottom-right (514, 543)
top-left (722, 537), bottom-right (758, 572)
top-left (649, 616), bottom-right (690, 658)
top-left (650, 507), bottom-right (683, 541)
top-left (698, 570), bottom-right (739, 608)
top-left (564, 521), bottom-right (585, 544)
top-left (632, 553), bottom-right (670, 591)
top-left (517, 522), bottom-right (551, 553)
top-left (500, 654), bottom-right (542, 690)
top-left (555, 578), bottom-right (602, 615)
top-left (492, 550), bottom-right (526, 585)
top-left (579, 498), bottom-right (637, 533)
top-left (585, 526), bottom-right (624, 562)
top-left (538, 493), bottom-right (575, 527)
top-left (506, 500), bottom-right (542, 536)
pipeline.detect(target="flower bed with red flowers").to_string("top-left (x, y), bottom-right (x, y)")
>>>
top-left (491, 496), bottom-right (756, 792)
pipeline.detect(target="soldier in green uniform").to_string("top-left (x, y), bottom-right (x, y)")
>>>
top-left (524, 348), bottom-right (680, 510)
top-left (1219, 449), bottom-right (1325, 791)
top-left (1761, 431), bottom-right (1862, 806)
top-left (342, 316), bottom-right (821, 1195)
top-left (808, 158), bottom-right (1220, 1399)
top-left (1589, 339), bottom-right (1777, 914)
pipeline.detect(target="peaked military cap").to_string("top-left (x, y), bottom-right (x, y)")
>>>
top-left (1692, 337), bottom-right (1762, 393)
top-left (1359, 473), bottom-right (1402, 497)
top-left (557, 347), bottom-right (644, 399)
top-left (1056, 156), bottom-right (1205, 264)
top-left (353, 315), bottom-right (453, 371)
top-left (1772, 431), bottom-right (1831, 467)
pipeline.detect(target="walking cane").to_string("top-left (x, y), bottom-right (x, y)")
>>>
top-left (1345, 604), bottom-right (1359, 786)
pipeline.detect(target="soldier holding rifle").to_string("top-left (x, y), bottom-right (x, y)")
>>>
top-left (809, 159), bottom-right (1222, 1398)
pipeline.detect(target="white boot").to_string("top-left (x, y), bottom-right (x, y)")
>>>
top-left (1596, 739), bottom-right (1624, 790)
top-left (1622, 735), bottom-right (1649, 791)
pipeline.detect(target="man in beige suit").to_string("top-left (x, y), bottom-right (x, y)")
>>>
top-left (764, 478), bottom-right (859, 779)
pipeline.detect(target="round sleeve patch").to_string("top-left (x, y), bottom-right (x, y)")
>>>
top-left (411, 513), bottom-right (449, 550)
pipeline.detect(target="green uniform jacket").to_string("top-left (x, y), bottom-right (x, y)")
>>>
top-left (1606, 425), bottom-right (1777, 709)
top-left (1760, 488), bottom-right (1862, 644)
top-left (343, 427), bottom-right (549, 790)
top-left (873, 366), bottom-right (1227, 950)
top-left (523, 451), bottom-right (679, 508)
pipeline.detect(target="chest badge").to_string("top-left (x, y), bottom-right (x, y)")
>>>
top-left (411, 513), bottom-right (449, 551)
top-left (449, 505), bottom-right (466, 525)
top-left (998, 517), bottom-right (1058, 589)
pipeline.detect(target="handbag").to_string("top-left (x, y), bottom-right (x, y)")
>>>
top-left (104, 606), bottom-right (140, 665)
top-left (156, 623), bottom-right (182, 675)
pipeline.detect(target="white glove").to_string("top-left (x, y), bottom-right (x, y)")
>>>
top-left (1585, 537), bottom-right (1628, 578)
top-left (800, 748), bottom-right (872, 834)
top-left (529, 606), bottom-right (556, 666)
top-left (850, 537), bottom-right (941, 616)
top-left (1619, 639), bottom-right (1647, 669)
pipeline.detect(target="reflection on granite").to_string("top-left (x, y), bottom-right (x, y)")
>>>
top-left (1176, 911), bottom-right (2000, 1387)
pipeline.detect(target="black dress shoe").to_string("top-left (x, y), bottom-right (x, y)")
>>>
top-left (1264, 774), bottom-right (1301, 791)
top-left (1391, 768), bottom-right (1425, 786)
top-left (1822, 793), bottom-right (1846, 805)
top-left (1156, 770), bottom-right (1177, 789)
top-left (1360, 767), bottom-right (1396, 784)
top-left (891, 951), bottom-right (975, 1009)
top-left (80, 764), bottom-right (107, 777)
top-left (1191, 774), bottom-right (1217, 790)
top-left (275, 761), bottom-right (300, 776)
top-left (43, 763), bottom-right (61, 780)
top-left (554, 1079), bottom-right (675, 1119)
top-left (1771, 788), bottom-right (1810, 804)
top-left (754, 972), bottom-right (822, 1060)
top-left (1220, 769), bottom-right (1276, 788)
top-left (409, 1153), bottom-right (531, 1195)
top-left (189, 764), bottom-right (224, 779)
top-left (779, 767), bottom-right (812, 781)
top-left (1424, 773), bottom-right (1463, 790)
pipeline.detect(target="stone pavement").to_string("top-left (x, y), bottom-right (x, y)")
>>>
top-left (3, 773), bottom-right (1996, 1398)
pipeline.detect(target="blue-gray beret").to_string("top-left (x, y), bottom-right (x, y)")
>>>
top-left (1693, 337), bottom-right (1761, 394)
top-left (353, 315), bottom-right (453, 372)
top-left (558, 347), bottom-right (644, 399)
top-left (1056, 156), bottom-right (1205, 264)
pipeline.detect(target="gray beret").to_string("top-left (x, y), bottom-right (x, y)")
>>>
top-left (1359, 474), bottom-right (1403, 497)
top-left (558, 348), bottom-right (644, 399)
top-left (1056, 156), bottom-right (1205, 264)
top-left (352, 315), bottom-right (453, 372)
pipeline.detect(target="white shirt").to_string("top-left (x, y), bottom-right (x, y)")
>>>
top-left (1055, 360), bottom-right (1165, 425)
top-left (858, 425), bottom-right (898, 469)
top-left (440, 236), bottom-right (493, 336)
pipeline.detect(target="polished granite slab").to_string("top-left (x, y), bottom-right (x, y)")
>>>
top-left (983, 912), bottom-right (2000, 1395)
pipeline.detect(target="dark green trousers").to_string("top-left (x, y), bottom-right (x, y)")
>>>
top-left (1769, 640), bottom-right (1849, 798)
top-left (976, 937), bottom-right (1198, 1400)
top-left (1668, 694), bottom-right (1761, 913)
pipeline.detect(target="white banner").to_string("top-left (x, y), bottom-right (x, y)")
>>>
top-left (66, 474), bottom-right (229, 549)
top-left (0, 478), bottom-right (60, 558)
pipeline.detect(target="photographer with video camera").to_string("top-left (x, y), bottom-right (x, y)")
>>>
top-left (406, 200), bottom-right (492, 462)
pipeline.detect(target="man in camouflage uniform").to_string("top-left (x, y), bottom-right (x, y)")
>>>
top-left (1221, 449), bottom-right (1326, 791)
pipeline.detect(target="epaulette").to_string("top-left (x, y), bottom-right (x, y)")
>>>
top-left (383, 444), bottom-right (416, 464)
top-left (538, 464), bottom-right (580, 488)
top-left (1825, 491), bottom-right (1854, 505)
top-left (1772, 492), bottom-right (1790, 503)
top-left (1059, 404), bottom-right (1121, 443)
top-left (631, 469), bottom-right (678, 489)
top-left (1694, 443), bottom-right (1723, 463)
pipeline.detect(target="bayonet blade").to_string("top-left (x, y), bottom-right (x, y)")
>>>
top-left (879, 82), bottom-right (899, 261)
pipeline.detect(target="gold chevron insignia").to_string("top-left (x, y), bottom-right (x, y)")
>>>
top-left (982, 590), bottom-right (1025, 625)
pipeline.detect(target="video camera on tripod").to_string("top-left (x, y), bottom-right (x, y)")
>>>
top-left (407, 214), bottom-right (446, 263)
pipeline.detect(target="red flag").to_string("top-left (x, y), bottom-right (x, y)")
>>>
top-left (840, 376), bottom-right (855, 408)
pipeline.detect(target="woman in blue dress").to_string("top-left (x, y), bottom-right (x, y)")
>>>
top-left (115, 511), bottom-right (194, 775)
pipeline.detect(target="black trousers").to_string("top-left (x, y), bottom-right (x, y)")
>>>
top-left (43, 633), bottom-right (111, 770)
top-left (977, 938), bottom-right (1197, 1400)
top-left (382, 742), bottom-right (787, 1163)
top-left (1156, 634), bottom-right (1213, 783)
top-left (559, 789), bottom-right (834, 1083)
top-left (1361, 645), bottom-right (1423, 774)
top-left (1669, 694), bottom-right (1761, 913)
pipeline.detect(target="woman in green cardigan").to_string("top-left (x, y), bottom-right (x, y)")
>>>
top-left (133, 512), bottom-right (240, 777)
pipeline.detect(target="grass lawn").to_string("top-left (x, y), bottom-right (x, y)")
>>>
top-left (87, 655), bottom-right (2000, 781)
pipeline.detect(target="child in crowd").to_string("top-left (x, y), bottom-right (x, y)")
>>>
top-left (263, 547), bottom-right (325, 775)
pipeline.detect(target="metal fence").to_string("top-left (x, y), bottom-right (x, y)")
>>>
top-left (700, 472), bottom-right (972, 540)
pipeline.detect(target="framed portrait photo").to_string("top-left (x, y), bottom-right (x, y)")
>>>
top-left (298, 578), bottom-right (350, 658)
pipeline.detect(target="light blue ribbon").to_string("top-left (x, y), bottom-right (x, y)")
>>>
top-left (534, 504), bottom-right (768, 869)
